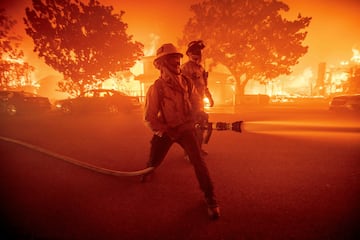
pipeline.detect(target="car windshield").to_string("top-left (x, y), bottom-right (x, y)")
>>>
top-left (99, 91), bottom-right (115, 97)
top-left (22, 92), bottom-right (40, 97)
top-left (82, 90), bottom-right (117, 98)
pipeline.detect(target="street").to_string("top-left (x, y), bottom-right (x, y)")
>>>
top-left (1, 105), bottom-right (359, 240)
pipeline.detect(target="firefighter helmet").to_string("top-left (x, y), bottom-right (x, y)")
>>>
top-left (153, 43), bottom-right (183, 69)
top-left (186, 40), bottom-right (205, 56)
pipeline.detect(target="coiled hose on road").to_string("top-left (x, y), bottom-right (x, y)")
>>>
top-left (0, 136), bottom-right (154, 177)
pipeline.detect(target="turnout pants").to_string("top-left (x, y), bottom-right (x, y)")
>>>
top-left (147, 129), bottom-right (215, 199)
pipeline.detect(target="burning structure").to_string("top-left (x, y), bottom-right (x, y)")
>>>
top-left (315, 48), bottom-right (360, 96)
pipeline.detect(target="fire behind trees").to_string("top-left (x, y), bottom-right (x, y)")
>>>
top-left (179, 0), bottom-right (312, 97)
top-left (0, 8), bottom-right (34, 90)
top-left (23, 0), bottom-right (311, 97)
top-left (24, 0), bottom-right (144, 96)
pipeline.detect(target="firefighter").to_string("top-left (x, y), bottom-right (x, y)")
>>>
top-left (181, 40), bottom-right (214, 156)
top-left (141, 43), bottom-right (220, 220)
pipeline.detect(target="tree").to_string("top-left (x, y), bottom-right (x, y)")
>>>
top-left (0, 8), bottom-right (34, 89)
top-left (179, 0), bottom-right (311, 96)
top-left (24, 0), bottom-right (144, 96)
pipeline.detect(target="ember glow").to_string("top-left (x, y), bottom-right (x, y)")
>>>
top-left (1, 0), bottom-right (359, 101)
top-left (351, 48), bottom-right (360, 64)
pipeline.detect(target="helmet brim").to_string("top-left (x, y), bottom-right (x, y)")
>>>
top-left (153, 53), bottom-right (183, 68)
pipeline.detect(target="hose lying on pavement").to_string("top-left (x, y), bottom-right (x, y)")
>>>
top-left (0, 136), bottom-right (154, 177)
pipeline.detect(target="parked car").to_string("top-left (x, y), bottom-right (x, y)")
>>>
top-left (0, 90), bottom-right (51, 116)
top-left (55, 89), bottom-right (141, 114)
top-left (329, 94), bottom-right (360, 111)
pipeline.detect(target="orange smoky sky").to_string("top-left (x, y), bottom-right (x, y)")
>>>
top-left (2, 0), bottom-right (360, 77)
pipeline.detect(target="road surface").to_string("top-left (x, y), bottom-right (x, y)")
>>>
top-left (1, 106), bottom-right (359, 239)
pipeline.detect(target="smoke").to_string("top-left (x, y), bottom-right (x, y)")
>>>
top-left (144, 33), bottom-right (160, 56)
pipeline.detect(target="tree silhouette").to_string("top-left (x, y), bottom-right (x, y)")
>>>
top-left (24, 0), bottom-right (144, 96)
top-left (180, 0), bottom-right (311, 96)
top-left (0, 8), bottom-right (34, 90)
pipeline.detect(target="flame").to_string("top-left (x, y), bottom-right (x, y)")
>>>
top-left (203, 97), bottom-right (210, 108)
top-left (351, 48), bottom-right (360, 64)
top-left (130, 33), bottom-right (159, 76)
top-left (130, 61), bottom-right (144, 76)
top-left (144, 33), bottom-right (159, 57)
top-left (4, 56), bottom-right (24, 64)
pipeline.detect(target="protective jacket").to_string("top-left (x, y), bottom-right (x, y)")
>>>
top-left (181, 60), bottom-right (213, 110)
top-left (145, 73), bottom-right (201, 137)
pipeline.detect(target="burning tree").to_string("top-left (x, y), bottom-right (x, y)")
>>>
top-left (24, 0), bottom-right (144, 96)
top-left (0, 8), bottom-right (35, 90)
top-left (180, 0), bottom-right (311, 97)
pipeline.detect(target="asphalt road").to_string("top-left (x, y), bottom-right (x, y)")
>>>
top-left (1, 106), bottom-right (359, 240)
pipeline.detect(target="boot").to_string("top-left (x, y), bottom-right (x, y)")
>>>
top-left (205, 197), bottom-right (220, 220)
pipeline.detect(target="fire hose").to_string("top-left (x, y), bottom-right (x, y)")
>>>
top-left (0, 121), bottom-right (242, 177)
top-left (201, 121), bottom-right (243, 144)
top-left (0, 136), bottom-right (154, 177)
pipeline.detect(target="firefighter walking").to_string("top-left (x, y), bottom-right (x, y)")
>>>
top-left (181, 40), bottom-right (214, 157)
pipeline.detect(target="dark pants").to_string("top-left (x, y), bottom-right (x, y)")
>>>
top-left (195, 126), bottom-right (205, 147)
top-left (196, 111), bottom-right (209, 147)
top-left (147, 129), bottom-right (215, 199)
